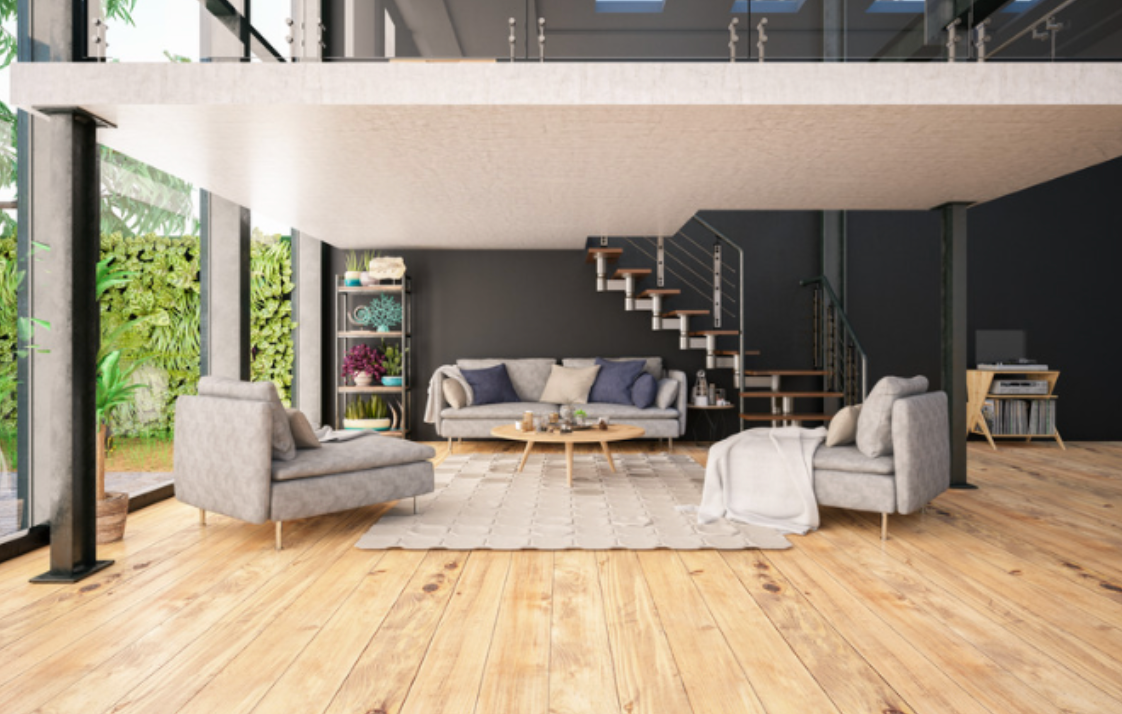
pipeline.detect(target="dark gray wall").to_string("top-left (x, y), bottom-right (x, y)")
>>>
top-left (325, 157), bottom-right (1122, 442)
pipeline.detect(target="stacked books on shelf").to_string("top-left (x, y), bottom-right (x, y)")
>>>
top-left (983, 398), bottom-right (1056, 436)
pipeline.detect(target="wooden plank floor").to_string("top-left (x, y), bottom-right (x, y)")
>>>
top-left (1, 440), bottom-right (1121, 714)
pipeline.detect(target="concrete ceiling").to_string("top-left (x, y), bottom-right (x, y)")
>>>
top-left (13, 62), bottom-right (1122, 249)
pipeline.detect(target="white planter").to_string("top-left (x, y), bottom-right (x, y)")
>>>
top-left (344, 418), bottom-right (392, 431)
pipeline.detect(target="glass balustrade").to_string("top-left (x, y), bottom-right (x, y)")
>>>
top-left (58, 0), bottom-right (1122, 64)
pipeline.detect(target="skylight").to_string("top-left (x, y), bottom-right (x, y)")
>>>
top-left (731, 0), bottom-right (808, 13)
top-left (596, 0), bottom-right (667, 13)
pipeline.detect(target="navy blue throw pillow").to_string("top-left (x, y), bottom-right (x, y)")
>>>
top-left (590, 358), bottom-right (646, 405)
top-left (460, 364), bottom-right (520, 405)
top-left (631, 372), bottom-right (658, 409)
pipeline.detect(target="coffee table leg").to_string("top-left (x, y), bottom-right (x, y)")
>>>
top-left (600, 441), bottom-right (617, 473)
top-left (565, 441), bottom-right (574, 487)
top-left (517, 440), bottom-right (535, 472)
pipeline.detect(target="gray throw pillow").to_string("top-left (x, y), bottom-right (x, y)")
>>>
top-left (199, 376), bottom-right (296, 461)
top-left (456, 358), bottom-right (555, 402)
top-left (286, 409), bottom-right (322, 449)
top-left (825, 404), bottom-right (862, 447)
top-left (655, 378), bottom-right (680, 410)
top-left (856, 376), bottom-right (929, 458)
top-left (443, 379), bottom-right (468, 409)
top-left (539, 364), bottom-right (601, 405)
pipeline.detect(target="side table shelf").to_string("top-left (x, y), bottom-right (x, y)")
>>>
top-left (966, 369), bottom-right (1065, 450)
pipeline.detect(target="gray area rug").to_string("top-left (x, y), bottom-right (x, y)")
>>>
top-left (356, 452), bottom-right (791, 551)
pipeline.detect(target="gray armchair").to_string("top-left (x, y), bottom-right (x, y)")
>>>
top-left (174, 378), bottom-right (435, 549)
top-left (812, 391), bottom-right (950, 539)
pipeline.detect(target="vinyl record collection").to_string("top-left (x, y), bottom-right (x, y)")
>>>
top-left (982, 399), bottom-right (1056, 435)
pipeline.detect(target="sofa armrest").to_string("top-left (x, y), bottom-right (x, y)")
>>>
top-left (668, 369), bottom-right (688, 437)
top-left (173, 395), bottom-right (274, 524)
top-left (431, 366), bottom-right (453, 437)
top-left (891, 391), bottom-right (951, 514)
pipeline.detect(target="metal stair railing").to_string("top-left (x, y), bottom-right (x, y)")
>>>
top-left (800, 275), bottom-right (868, 405)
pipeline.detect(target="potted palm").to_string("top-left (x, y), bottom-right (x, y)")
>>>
top-left (95, 350), bottom-right (147, 543)
top-left (94, 256), bottom-right (147, 544)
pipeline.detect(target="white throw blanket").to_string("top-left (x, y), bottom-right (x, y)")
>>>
top-left (424, 366), bottom-right (472, 424)
top-left (698, 426), bottom-right (826, 535)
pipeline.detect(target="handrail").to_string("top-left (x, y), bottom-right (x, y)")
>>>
top-left (690, 215), bottom-right (746, 430)
top-left (987, 0), bottom-right (1082, 60)
top-left (800, 274), bottom-right (868, 400)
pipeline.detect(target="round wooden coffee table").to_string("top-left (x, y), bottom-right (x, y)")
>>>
top-left (490, 423), bottom-right (646, 486)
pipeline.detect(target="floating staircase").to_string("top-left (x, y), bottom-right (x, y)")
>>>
top-left (585, 217), bottom-right (867, 433)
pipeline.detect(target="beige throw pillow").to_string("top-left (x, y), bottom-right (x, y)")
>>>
top-left (538, 365), bottom-right (601, 405)
top-left (825, 404), bottom-right (862, 447)
top-left (286, 409), bottom-right (322, 449)
top-left (443, 379), bottom-right (468, 409)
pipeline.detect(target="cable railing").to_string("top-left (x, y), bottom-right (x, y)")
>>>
top-left (800, 275), bottom-right (868, 405)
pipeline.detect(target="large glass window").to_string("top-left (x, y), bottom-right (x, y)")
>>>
top-left (1, 7), bottom-right (21, 540)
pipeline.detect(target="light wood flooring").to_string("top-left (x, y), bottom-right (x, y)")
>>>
top-left (0, 440), bottom-right (1120, 714)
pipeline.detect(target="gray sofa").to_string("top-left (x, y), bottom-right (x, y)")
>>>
top-left (812, 390), bottom-right (950, 538)
top-left (433, 357), bottom-right (687, 446)
top-left (174, 378), bottom-right (435, 549)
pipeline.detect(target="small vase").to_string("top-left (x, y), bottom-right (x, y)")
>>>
top-left (354, 372), bottom-right (374, 387)
top-left (359, 271), bottom-right (376, 286)
top-left (344, 271), bottom-right (362, 287)
top-left (377, 325), bottom-right (390, 333)
top-left (382, 375), bottom-right (403, 387)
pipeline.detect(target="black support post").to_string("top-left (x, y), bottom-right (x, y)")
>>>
top-left (199, 190), bottom-right (252, 381)
top-left (940, 202), bottom-right (974, 489)
top-left (31, 111), bottom-right (112, 583)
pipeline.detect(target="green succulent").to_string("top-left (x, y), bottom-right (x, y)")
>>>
top-left (383, 344), bottom-right (406, 377)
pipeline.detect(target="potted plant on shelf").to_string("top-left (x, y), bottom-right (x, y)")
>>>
top-left (381, 344), bottom-right (405, 387)
top-left (343, 251), bottom-right (362, 287)
top-left (343, 395), bottom-right (392, 431)
top-left (341, 343), bottom-right (385, 387)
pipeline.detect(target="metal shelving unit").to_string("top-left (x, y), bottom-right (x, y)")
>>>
top-left (334, 277), bottom-right (412, 438)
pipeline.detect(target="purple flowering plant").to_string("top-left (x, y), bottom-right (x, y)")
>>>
top-left (341, 344), bottom-right (386, 383)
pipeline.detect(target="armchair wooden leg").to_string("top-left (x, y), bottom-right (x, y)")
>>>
top-left (447, 437), bottom-right (453, 455)
top-left (275, 522), bottom-right (283, 551)
top-left (668, 437), bottom-right (674, 453)
top-left (198, 509), bottom-right (206, 526)
top-left (881, 513), bottom-right (888, 541)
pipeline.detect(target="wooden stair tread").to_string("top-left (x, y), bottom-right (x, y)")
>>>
top-left (638, 289), bottom-right (681, 297)
top-left (585, 248), bottom-right (623, 264)
top-left (744, 369), bottom-right (829, 376)
top-left (714, 349), bottom-right (762, 356)
top-left (665, 310), bottom-right (710, 316)
top-left (612, 268), bottom-right (651, 278)
top-left (690, 330), bottom-right (739, 336)
top-left (739, 413), bottom-right (836, 421)
top-left (740, 392), bottom-right (845, 399)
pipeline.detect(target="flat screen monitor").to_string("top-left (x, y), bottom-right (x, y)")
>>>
top-left (975, 330), bottom-right (1027, 365)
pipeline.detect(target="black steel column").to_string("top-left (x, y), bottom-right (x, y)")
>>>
top-left (31, 111), bottom-right (112, 582)
top-left (940, 202), bottom-right (973, 489)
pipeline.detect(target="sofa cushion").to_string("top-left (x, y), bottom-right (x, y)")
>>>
top-left (441, 402), bottom-right (560, 420)
top-left (579, 403), bottom-right (678, 420)
top-left (589, 358), bottom-right (646, 405)
top-left (286, 409), bottom-right (322, 449)
top-left (813, 445), bottom-right (895, 476)
top-left (456, 358), bottom-right (555, 402)
top-left (442, 379), bottom-right (468, 409)
top-left (199, 376), bottom-right (296, 461)
top-left (632, 373), bottom-right (657, 409)
top-left (272, 434), bottom-right (436, 482)
top-left (539, 364), bottom-right (600, 405)
top-left (825, 404), bottom-right (862, 447)
top-left (857, 376), bottom-right (929, 458)
top-left (656, 378), bottom-right (680, 410)
top-left (563, 357), bottom-right (663, 381)
top-left (460, 364), bottom-right (520, 406)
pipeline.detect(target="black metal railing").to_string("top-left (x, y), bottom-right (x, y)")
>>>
top-left (801, 274), bottom-right (867, 405)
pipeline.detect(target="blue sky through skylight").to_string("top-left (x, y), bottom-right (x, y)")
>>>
top-left (596, 0), bottom-right (667, 13)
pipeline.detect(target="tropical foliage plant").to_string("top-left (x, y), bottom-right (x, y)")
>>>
top-left (341, 343), bottom-right (385, 382)
top-left (250, 235), bottom-right (295, 401)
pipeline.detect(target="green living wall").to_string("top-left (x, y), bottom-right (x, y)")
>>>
top-left (99, 233), bottom-right (294, 437)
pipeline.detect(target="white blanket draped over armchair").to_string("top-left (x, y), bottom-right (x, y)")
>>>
top-left (698, 426), bottom-right (827, 535)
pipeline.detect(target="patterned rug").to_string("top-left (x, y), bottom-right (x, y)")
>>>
top-left (356, 452), bottom-right (791, 551)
